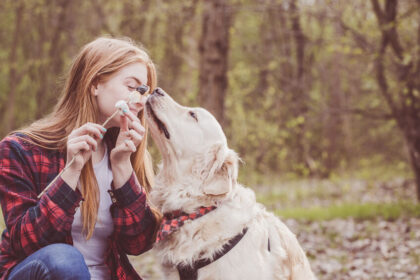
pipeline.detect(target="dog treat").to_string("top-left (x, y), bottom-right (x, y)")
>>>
top-left (115, 100), bottom-right (129, 115)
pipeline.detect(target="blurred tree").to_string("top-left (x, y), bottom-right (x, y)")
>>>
top-left (3, 1), bottom-right (24, 133)
top-left (370, 0), bottom-right (420, 200)
top-left (198, 0), bottom-right (232, 126)
top-left (0, 0), bottom-right (413, 189)
top-left (159, 0), bottom-right (199, 102)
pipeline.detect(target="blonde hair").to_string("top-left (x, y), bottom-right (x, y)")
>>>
top-left (13, 37), bottom-right (161, 239)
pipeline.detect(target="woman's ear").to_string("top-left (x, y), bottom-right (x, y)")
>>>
top-left (91, 78), bottom-right (99, 96)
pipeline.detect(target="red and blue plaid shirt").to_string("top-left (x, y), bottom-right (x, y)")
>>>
top-left (0, 133), bottom-right (157, 280)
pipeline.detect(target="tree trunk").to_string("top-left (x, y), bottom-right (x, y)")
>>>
top-left (120, 0), bottom-right (149, 38)
top-left (35, 0), bottom-right (71, 118)
top-left (371, 0), bottom-right (420, 201)
top-left (198, 0), bottom-right (232, 127)
top-left (3, 2), bottom-right (24, 133)
top-left (289, 0), bottom-right (310, 174)
top-left (406, 136), bottom-right (420, 201)
top-left (161, 0), bottom-right (198, 102)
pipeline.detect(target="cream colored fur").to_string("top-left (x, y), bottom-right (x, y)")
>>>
top-left (145, 89), bottom-right (316, 280)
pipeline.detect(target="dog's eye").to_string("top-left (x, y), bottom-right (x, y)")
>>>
top-left (189, 111), bottom-right (198, 121)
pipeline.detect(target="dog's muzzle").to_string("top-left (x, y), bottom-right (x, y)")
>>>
top-left (146, 88), bottom-right (170, 139)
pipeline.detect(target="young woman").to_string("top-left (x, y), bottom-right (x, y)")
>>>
top-left (0, 37), bottom-right (161, 280)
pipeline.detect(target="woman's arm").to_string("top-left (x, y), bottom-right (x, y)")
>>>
top-left (0, 137), bottom-right (83, 258)
top-left (108, 172), bottom-right (157, 255)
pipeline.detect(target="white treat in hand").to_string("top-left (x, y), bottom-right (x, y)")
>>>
top-left (128, 90), bottom-right (142, 104)
top-left (115, 100), bottom-right (129, 116)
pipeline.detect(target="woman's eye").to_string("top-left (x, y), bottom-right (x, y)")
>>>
top-left (189, 111), bottom-right (198, 121)
top-left (127, 85), bottom-right (136, 90)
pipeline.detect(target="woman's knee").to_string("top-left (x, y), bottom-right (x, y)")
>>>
top-left (40, 243), bottom-right (90, 279)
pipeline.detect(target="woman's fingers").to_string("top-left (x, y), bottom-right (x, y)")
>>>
top-left (70, 122), bottom-right (106, 140)
top-left (112, 139), bottom-right (136, 159)
top-left (124, 139), bottom-right (137, 152)
top-left (122, 110), bottom-right (141, 125)
top-left (126, 129), bottom-right (143, 146)
top-left (120, 115), bottom-right (129, 133)
top-left (122, 111), bottom-right (145, 139)
top-left (68, 135), bottom-right (98, 152)
top-left (69, 141), bottom-right (91, 153)
top-left (65, 122), bottom-right (105, 171)
top-left (130, 121), bottom-right (145, 136)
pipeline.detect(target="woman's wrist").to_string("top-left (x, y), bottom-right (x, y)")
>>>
top-left (61, 167), bottom-right (82, 191)
top-left (111, 159), bottom-right (133, 189)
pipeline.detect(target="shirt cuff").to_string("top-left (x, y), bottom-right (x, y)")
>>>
top-left (45, 176), bottom-right (83, 214)
top-left (108, 172), bottom-right (144, 208)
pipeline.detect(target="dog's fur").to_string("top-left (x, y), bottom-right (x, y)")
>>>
top-left (145, 88), bottom-right (316, 280)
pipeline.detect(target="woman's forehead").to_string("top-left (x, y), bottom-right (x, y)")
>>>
top-left (118, 62), bottom-right (148, 84)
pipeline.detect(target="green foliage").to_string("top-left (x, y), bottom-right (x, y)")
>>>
top-left (275, 202), bottom-right (420, 221)
top-left (0, 0), bottom-right (417, 186)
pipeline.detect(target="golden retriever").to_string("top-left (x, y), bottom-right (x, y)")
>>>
top-left (145, 88), bottom-right (316, 280)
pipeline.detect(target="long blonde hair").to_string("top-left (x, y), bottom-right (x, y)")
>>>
top-left (14, 37), bottom-right (161, 239)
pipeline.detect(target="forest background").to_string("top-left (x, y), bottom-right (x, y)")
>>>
top-left (0, 0), bottom-right (419, 279)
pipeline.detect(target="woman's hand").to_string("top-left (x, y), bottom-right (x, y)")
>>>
top-left (66, 123), bottom-right (105, 171)
top-left (110, 110), bottom-right (145, 188)
top-left (62, 123), bottom-right (105, 190)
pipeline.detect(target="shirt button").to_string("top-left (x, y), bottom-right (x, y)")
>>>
top-left (112, 198), bottom-right (117, 203)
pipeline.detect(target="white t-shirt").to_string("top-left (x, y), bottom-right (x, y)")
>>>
top-left (71, 147), bottom-right (114, 280)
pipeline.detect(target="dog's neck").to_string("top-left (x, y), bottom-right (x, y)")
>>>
top-left (151, 176), bottom-right (232, 214)
top-left (156, 205), bottom-right (218, 243)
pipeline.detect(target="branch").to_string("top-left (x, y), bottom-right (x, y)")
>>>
top-left (370, 0), bottom-right (402, 122)
top-left (371, 0), bottom-right (404, 60)
top-left (384, 0), bottom-right (404, 60)
top-left (371, 0), bottom-right (385, 24)
top-left (338, 19), bottom-right (373, 51)
top-left (343, 108), bottom-right (394, 120)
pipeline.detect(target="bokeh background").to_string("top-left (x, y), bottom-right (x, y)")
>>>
top-left (0, 0), bottom-right (419, 279)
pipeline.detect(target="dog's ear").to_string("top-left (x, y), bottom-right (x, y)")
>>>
top-left (199, 144), bottom-right (239, 196)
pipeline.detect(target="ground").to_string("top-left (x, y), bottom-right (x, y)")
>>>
top-left (129, 176), bottom-right (420, 280)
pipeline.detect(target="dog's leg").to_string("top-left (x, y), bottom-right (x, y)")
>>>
top-left (268, 215), bottom-right (317, 280)
top-left (161, 263), bottom-right (181, 280)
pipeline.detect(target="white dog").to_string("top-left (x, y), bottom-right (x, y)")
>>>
top-left (145, 88), bottom-right (316, 280)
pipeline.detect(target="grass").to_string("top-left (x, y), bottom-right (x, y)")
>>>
top-left (275, 201), bottom-right (420, 221)
top-left (3, 202), bottom-right (417, 234)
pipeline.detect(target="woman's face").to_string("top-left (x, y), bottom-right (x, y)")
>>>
top-left (94, 62), bottom-right (148, 128)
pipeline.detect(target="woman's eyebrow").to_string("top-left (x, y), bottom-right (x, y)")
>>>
top-left (125, 76), bottom-right (145, 85)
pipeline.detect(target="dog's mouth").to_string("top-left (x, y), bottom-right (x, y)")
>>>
top-left (146, 101), bottom-right (170, 140)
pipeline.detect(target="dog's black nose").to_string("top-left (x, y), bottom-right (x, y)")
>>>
top-left (152, 87), bottom-right (165, 96)
top-left (135, 85), bottom-right (149, 95)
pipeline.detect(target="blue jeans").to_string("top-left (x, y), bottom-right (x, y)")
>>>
top-left (7, 243), bottom-right (90, 280)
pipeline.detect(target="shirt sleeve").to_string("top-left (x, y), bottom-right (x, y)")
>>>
top-left (108, 172), bottom-right (157, 255)
top-left (0, 137), bottom-right (83, 258)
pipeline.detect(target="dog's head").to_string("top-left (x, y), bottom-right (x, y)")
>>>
top-left (145, 88), bottom-right (239, 202)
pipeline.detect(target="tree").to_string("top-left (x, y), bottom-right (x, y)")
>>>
top-left (198, 0), bottom-right (232, 126)
top-left (370, 0), bottom-right (420, 201)
top-left (3, 1), bottom-right (24, 133)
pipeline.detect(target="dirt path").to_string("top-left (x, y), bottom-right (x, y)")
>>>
top-left (130, 217), bottom-right (420, 279)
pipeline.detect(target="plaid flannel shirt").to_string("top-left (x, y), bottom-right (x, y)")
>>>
top-left (0, 133), bottom-right (157, 280)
